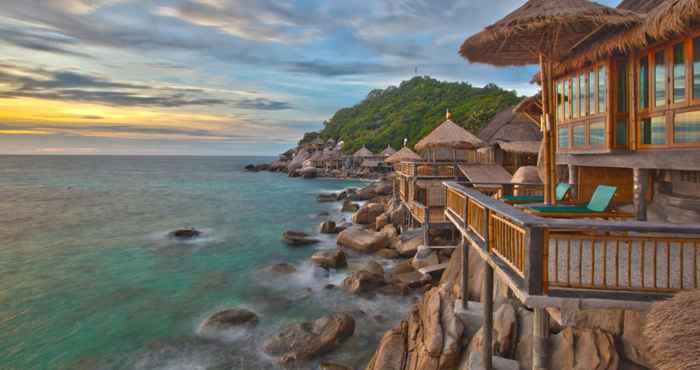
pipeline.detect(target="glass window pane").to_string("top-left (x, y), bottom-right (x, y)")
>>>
top-left (566, 80), bottom-right (571, 119)
top-left (655, 50), bottom-right (666, 107)
top-left (615, 120), bottom-right (627, 146)
top-left (572, 78), bottom-right (578, 118)
top-left (694, 37), bottom-right (700, 99)
top-left (674, 43), bottom-right (686, 103)
top-left (674, 111), bottom-right (700, 144)
top-left (639, 56), bottom-right (649, 109)
top-left (573, 125), bottom-right (585, 147)
top-left (598, 66), bottom-right (607, 113)
top-left (641, 116), bottom-right (666, 144)
top-left (557, 81), bottom-right (563, 123)
top-left (579, 74), bottom-right (586, 116)
top-left (558, 127), bottom-right (569, 149)
top-left (589, 71), bottom-right (596, 114)
top-left (617, 61), bottom-right (628, 113)
top-left (590, 121), bottom-right (606, 145)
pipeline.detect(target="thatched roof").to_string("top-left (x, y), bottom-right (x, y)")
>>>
top-left (548, 0), bottom-right (699, 78)
top-left (361, 159), bottom-right (383, 168)
top-left (415, 119), bottom-right (484, 151)
top-left (459, 0), bottom-right (640, 66)
top-left (513, 93), bottom-right (543, 125)
top-left (353, 146), bottom-right (374, 158)
top-left (495, 141), bottom-right (541, 154)
top-left (643, 290), bottom-right (700, 370)
top-left (381, 145), bottom-right (397, 157)
top-left (478, 106), bottom-right (542, 145)
top-left (385, 147), bottom-right (422, 164)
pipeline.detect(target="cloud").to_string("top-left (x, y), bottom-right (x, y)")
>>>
top-left (287, 60), bottom-right (400, 77)
top-left (0, 25), bottom-right (93, 58)
top-left (233, 98), bottom-right (291, 110)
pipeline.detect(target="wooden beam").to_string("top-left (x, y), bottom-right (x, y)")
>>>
top-left (483, 263), bottom-right (494, 370)
top-left (461, 236), bottom-right (469, 308)
top-left (633, 168), bottom-right (649, 221)
top-left (533, 308), bottom-right (550, 370)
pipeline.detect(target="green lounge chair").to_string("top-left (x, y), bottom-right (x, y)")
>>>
top-left (502, 183), bottom-right (571, 205)
top-left (525, 185), bottom-right (632, 219)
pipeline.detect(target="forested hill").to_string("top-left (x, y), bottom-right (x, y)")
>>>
top-left (303, 76), bottom-right (521, 153)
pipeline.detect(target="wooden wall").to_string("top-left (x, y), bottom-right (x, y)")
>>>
top-left (576, 166), bottom-right (634, 204)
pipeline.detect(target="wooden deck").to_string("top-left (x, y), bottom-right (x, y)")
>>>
top-left (444, 181), bottom-right (700, 306)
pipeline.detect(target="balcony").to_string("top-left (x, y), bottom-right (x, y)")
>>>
top-left (397, 161), bottom-right (458, 178)
top-left (445, 181), bottom-right (700, 301)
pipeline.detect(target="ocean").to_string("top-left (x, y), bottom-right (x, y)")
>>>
top-left (0, 156), bottom-right (414, 369)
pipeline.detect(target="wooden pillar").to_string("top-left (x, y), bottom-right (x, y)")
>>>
top-left (539, 54), bottom-right (553, 206)
top-left (568, 164), bottom-right (578, 200)
top-left (533, 308), bottom-right (550, 370)
top-left (633, 168), bottom-right (649, 221)
top-left (423, 207), bottom-right (431, 246)
top-left (483, 263), bottom-right (494, 370)
top-left (461, 236), bottom-right (469, 308)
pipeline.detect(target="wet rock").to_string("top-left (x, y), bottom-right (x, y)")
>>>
top-left (324, 284), bottom-right (336, 290)
top-left (622, 310), bottom-right (651, 368)
top-left (199, 308), bottom-right (258, 333)
top-left (335, 222), bottom-right (352, 233)
top-left (169, 228), bottom-right (201, 239)
top-left (268, 263), bottom-right (297, 274)
top-left (311, 250), bottom-right (347, 269)
top-left (320, 220), bottom-right (338, 234)
top-left (262, 312), bottom-right (355, 364)
top-left (391, 259), bottom-right (415, 275)
top-left (299, 166), bottom-right (317, 179)
top-left (376, 248), bottom-right (400, 259)
top-left (352, 203), bottom-right (385, 225)
top-left (397, 233), bottom-right (423, 257)
top-left (468, 302), bottom-right (518, 358)
top-left (411, 247), bottom-right (439, 270)
top-left (549, 327), bottom-right (619, 370)
top-left (361, 260), bottom-right (384, 276)
top-left (337, 227), bottom-right (389, 253)
top-left (341, 199), bottom-right (360, 213)
top-left (366, 322), bottom-right (409, 370)
top-left (320, 361), bottom-right (352, 370)
top-left (282, 230), bottom-right (320, 246)
top-left (244, 164), bottom-right (256, 171)
top-left (379, 224), bottom-right (398, 239)
top-left (318, 193), bottom-right (338, 203)
top-left (349, 186), bottom-right (376, 201)
top-left (341, 270), bottom-right (387, 295)
top-left (375, 212), bottom-right (390, 230)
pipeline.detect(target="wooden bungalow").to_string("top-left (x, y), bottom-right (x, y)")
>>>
top-left (477, 106), bottom-right (543, 174)
top-left (351, 146), bottom-right (375, 168)
top-left (448, 1), bottom-right (700, 369)
top-left (385, 146), bottom-right (421, 170)
top-left (381, 145), bottom-right (397, 158)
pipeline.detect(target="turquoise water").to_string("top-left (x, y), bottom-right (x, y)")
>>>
top-left (0, 156), bottom-right (414, 370)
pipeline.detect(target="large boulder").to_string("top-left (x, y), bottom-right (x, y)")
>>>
top-left (468, 302), bottom-right (518, 359)
top-left (411, 246), bottom-right (440, 270)
top-left (352, 203), bottom-right (385, 225)
top-left (341, 200), bottom-right (360, 213)
top-left (396, 233), bottom-right (423, 257)
top-left (568, 309), bottom-right (624, 336)
top-left (365, 322), bottom-right (409, 370)
top-left (375, 212), bottom-right (390, 230)
top-left (376, 248), bottom-right (400, 259)
top-left (198, 308), bottom-right (258, 334)
top-left (311, 250), bottom-right (347, 269)
top-left (268, 262), bottom-right (297, 274)
top-left (288, 149), bottom-right (311, 171)
top-left (337, 227), bottom-right (389, 253)
top-left (320, 221), bottom-right (338, 234)
top-left (361, 260), bottom-right (385, 276)
top-left (549, 327), bottom-right (619, 370)
top-left (514, 306), bottom-right (534, 370)
top-left (341, 270), bottom-right (387, 295)
top-left (263, 312), bottom-right (355, 364)
top-left (300, 166), bottom-right (317, 179)
top-left (349, 186), bottom-right (377, 201)
top-left (621, 310), bottom-right (651, 368)
top-left (282, 230), bottom-right (319, 246)
top-left (318, 193), bottom-right (338, 203)
top-left (169, 228), bottom-right (201, 239)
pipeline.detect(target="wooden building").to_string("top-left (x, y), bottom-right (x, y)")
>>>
top-left (477, 106), bottom-right (543, 174)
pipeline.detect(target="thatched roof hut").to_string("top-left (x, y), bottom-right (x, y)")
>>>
top-left (494, 141), bottom-right (541, 155)
top-left (415, 119), bottom-right (484, 151)
top-left (643, 290), bottom-right (700, 370)
top-left (513, 94), bottom-right (543, 125)
top-left (385, 147), bottom-right (422, 164)
top-left (353, 146), bottom-right (374, 158)
top-left (381, 145), bottom-right (397, 157)
top-left (479, 106), bottom-right (542, 145)
top-left (459, 0), bottom-right (640, 66)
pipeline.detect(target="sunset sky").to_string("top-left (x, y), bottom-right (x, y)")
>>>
top-left (0, 0), bottom-right (618, 155)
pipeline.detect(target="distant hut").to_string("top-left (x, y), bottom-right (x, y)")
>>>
top-left (381, 145), bottom-right (397, 157)
top-left (385, 146), bottom-right (422, 167)
top-left (415, 111), bottom-right (484, 162)
top-left (323, 149), bottom-right (344, 170)
top-left (643, 290), bottom-right (700, 370)
top-left (352, 146), bottom-right (375, 168)
top-left (303, 150), bottom-right (324, 168)
top-left (478, 106), bottom-right (542, 173)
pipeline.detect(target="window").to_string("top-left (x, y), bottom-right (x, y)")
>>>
top-left (617, 61), bottom-right (628, 113)
top-left (565, 80), bottom-right (571, 119)
top-left (655, 50), bottom-right (666, 107)
top-left (639, 56), bottom-right (649, 109)
top-left (642, 116), bottom-right (666, 145)
top-left (615, 120), bottom-right (628, 146)
top-left (573, 125), bottom-right (585, 147)
top-left (580, 74), bottom-right (586, 116)
top-left (589, 71), bottom-right (596, 114)
top-left (694, 37), bottom-right (700, 99)
top-left (674, 111), bottom-right (700, 144)
top-left (572, 77), bottom-right (578, 118)
top-left (590, 121), bottom-right (605, 145)
top-left (558, 127), bottom-right (569, 149)
top-left (673, 43), bottom-right (686, 103)
top-left (557, 81), bottom-right (563, 122)
top-left (598, 66), bottom-right (606, 113)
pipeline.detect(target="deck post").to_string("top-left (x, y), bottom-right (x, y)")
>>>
top-left (568, 164), bottom-right (578, 200)
top-left (524, 226), bottom-right (545, 295)
top-left (533, 308), bottom-right (550, 370)
top-left (483, 263), bottom-right (494, 370)
top-left (423, 207), bottom-right (431, 246)
top-left (633, 168), bottom-right (649, 221)
top-left (461, 236), bottom-right (469, 308)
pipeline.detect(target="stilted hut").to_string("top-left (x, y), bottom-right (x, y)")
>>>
top-left (352, 146), bottom-right (375, 168)
top-left (414, 112), bottom-right (484, 162)
top-left (477, 106), bottom-right (543, 174)
top-left (385, 146), bottom-right (422, 170)
top-left (381, 145), bottom-right (397, 158)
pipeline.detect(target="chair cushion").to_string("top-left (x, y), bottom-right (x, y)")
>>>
top-left (503, 195), bottom-right (544, 202)
top-left (529, 205), bottom-right (592, 213)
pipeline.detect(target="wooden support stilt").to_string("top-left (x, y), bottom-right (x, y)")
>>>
top-left (533, 308), bottom-right (550, 370)
top-left (568, 164), bottom-right (578, 200)
top-left (483, 264), bottom-right (494, 370)
top-left (633, 168), bottom-right (649, 221)
top-left (423, 208), bottom-right (431, 246)
top-left (461, 237), bottom-right (469, 308)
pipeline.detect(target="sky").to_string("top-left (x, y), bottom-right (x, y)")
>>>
top-left (0, 0), bottom-right (619, 156)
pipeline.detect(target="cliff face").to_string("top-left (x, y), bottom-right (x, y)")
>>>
top-left (365, 246), bottom-right (653, 370)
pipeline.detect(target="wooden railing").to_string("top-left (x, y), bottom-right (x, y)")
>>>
top-left (397, 161), bottom-right (457, 178)
top-left (444, 181), bottom-right (700, 298)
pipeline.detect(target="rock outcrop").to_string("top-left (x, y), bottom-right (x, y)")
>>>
top-left (263, 312), bottom-right (355, 364)
top-left (337, 227), bottom-right (389, 253)
top-left (311, 250), bottom-right (348, 269)
top-left (320, 220), bottom-right (338, 234)
top-left (352, 203), bottom-right (385, 225)
top-left (549, 327), bottom-right (620, 370)
top-left (169, 228), bottom-right (201, 239)
top-left (198, 308), bottom-right (258, 333)
top-left (282, 230), bottom-right (319, 246)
